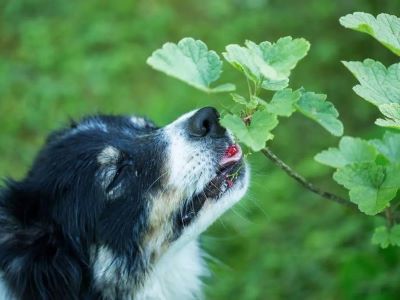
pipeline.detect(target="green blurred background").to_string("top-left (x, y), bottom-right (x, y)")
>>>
top-left (1, 0), bottom-right (400, 299)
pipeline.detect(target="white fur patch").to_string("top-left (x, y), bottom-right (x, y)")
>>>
top-left (173, 165), bottom-right (250, 251)
top-left (136, 240), bottom-right (207, 300)
top-left (0, 273), bottom-right (14, 300)
top-left (163, 109), bottom-right (219, 198)
top-left (97, 146), bottom-right (120, 165)
top-left (69, 118), bottom-right (108, 136)
top-left (92, 241), bottom-right (207, 300)
top-left (92, 246), bottom-right (134, 298)
top-left (130, 116), bottom-right (149, 128)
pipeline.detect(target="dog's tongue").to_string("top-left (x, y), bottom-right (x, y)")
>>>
top-left (220, 144), bottom-right (242, 166)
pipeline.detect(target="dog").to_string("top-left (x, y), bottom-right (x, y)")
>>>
top-left (0, 107), bottom-right (249, 300)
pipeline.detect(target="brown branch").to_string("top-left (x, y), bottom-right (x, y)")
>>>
top-left (385, 208), bottom-right (394, 227)
top-left (261, 147), bottom-right (357, 209)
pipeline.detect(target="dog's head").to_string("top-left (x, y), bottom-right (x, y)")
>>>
top-left (0, 107), bottom-right (248, 298)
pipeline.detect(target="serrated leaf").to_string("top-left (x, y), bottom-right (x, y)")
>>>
top-left (223, 37), bottom-right (309, 91)
top-left (370, 131), bottom-right (400, 163)
top-left (340, 12), bottom-right (400, 56)
top-left (265, 89), bottom-right (301, 117)
top-left (261, 78), bottom-right (289, 91)
top-left (372, 225), bottom-right (400, 248)
top-left (255, 37), bottom-right (310, 78)
top-left (220, 110), bottom-right (278, 151)
top-left (372, 226), bottom-right (390, 248)
top-left (223, 44), bottom-right (261, 83)
top-left (295, 91), bottom-right (344, 136)
top-left (333, 163), bottom-right (400, 215)
top-left (250, 96), bottom-right (266, 107)
top-left (375, 103), bottom-right (400, 129)
top-left (342, 60), bottom-right (400, 106)
top-left (231, 93), bottom-right (248, 106)
top-left (315, 136), bottom-right (377, 168)
top-left (390, 225), bottom-right (400, 247)
top-left (230, 93), bottom-right (258, 109)
top-left (147, 38), bottom-right (235, 93)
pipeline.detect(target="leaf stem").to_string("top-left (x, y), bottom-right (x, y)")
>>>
top-left (261, 147), bottom-right (356, 209)
top-left (386, 208), bottom-right (394, 227)
top-left (246, 77), bottom-right (253, 99)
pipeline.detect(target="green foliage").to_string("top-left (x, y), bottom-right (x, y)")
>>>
top-left (2, 1), bottom-right (400, 299)
top-left (148, 11), bottom-right (400, 251)
top-left (146, 38), bottom-right (235, 93)
top-left (315, 137), bottom-right (377, 168)
top-left (148, 36), bottom-right (342, 151)
top-left (340, 12), bottom-right (400, 136)
top-left (333, 163), bottom-right (400, 215)
top-left (264, 88), bottom-right (300, 117)
top-left (223, 37), bottom-right (310, 91)
top-left (342, 60), bottom-right (400, 106)
top-left (376, 103), bottom-right (400, 129)
top-left (370, 131), bottom-right (400, 163)
top-left (316, 131), bottom-right (400, 216)
top-left (312, 11), bottom-right (400, 248)
top-left (295, 91), bottom-right (343, 136)
top-left (372, 225), bottom-right (400, 248)
top-left (340, 12), bottom-right (400, 56)
top-left (220, 110), bottom-right (278, 151)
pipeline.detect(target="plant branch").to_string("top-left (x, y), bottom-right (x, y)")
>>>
top-left (386, 208), bottom-right (394, 227)
top-left (261, 147), bottom-right (356, 209)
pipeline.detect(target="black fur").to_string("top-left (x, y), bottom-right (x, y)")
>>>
top-left (0, 109), bottom-right (246, 300)
top-left (0, 115), bottom-right (165, 299)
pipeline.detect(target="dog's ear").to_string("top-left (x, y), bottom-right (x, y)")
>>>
top-left (0, 182), bottom-right (88, 300)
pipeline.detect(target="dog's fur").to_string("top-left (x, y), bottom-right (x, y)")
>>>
top-left (0, 108), bottom-right (249, 299)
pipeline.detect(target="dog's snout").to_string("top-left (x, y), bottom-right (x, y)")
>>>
top-left (187, 107), bottom-right (226, 138)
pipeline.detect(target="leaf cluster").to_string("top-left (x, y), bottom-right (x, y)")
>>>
top-left (147, 37), bottom-right (343, 152)
top-left (313, 12), bottom-right (400, 247)
top-left (147, 12), bottom-right (400, 248)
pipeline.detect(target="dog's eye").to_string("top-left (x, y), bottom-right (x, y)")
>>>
top-left (106, 164), bottom-right (129, 193)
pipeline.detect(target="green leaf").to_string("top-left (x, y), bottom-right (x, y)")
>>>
top-left (146, 38), bottom-right (235, 93)
top-left (220, 110), bottom-right (278, 151)
top-left (315, 136), bottom-right (377, 168)
top-left (340, 12), bottom-right (400, 56)
top-left (223, 44), bottom-right (261, 83)
top-left (261, 78), bottom-right (289, 91)
top-left (250, 96), bottom-right (266, 107)
top-left (265, 89), bottom-right (301, 117)
top-left (375, 103), bottom-right (400, 129)
top-left (223, 37), bottom-right (309, 90)
top-left (254, 37), bottom-right (310, 78)
top-left (372, 225), bottom-right (400, 248)
top-left (333, 163), bottom-right (400, 215)
top-left (295, 91), bottom-right (344, 136)
top-left (390, 225), bottom-right (400, 247)
top-left (230, 93), bottom-right (258, 109)
top-left (372, 226), bottom-right (391, 248)
top-left (342, 59), bottom-right (400, 106)
top-left (370, 131), bottom-right (400, 163)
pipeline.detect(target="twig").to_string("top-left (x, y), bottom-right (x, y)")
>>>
top-left (261, 147), bottom-right (356, 209)
top-left (385, 208), bottom-right (394, 227)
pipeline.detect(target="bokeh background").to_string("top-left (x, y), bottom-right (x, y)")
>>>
top-left (1, 0), bottom-right (400, 299)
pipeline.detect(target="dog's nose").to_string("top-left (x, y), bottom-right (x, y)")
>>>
top-left (187, 107), bottom-right (226, 138)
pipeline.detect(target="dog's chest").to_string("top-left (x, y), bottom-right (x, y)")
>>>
top-left (136, 240), bottom-right (207, 300)
top-left (93, 240), bottom-right (207, 300)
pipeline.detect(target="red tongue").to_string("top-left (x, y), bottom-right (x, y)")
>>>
top-left (225, 144), bottom-right (239, 158)
top-left (220, 144), bottom-right (242, 167)
top-left (226, 179), bottom-right (234, 188)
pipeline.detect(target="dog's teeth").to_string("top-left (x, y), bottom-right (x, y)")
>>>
top-left (226, 179), bottom-right (234, 188)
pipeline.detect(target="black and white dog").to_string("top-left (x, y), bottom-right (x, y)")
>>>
top-left (0, 107), bottom-right (249, 299)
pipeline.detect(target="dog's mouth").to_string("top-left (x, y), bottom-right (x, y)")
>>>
top-left (176, 144), bottom-right (244, 228)
top-left (205, 144), bottom-right (243, 198)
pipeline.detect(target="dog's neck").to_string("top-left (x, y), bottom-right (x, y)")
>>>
top-left (92, 240), bottom-right (207, 300)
